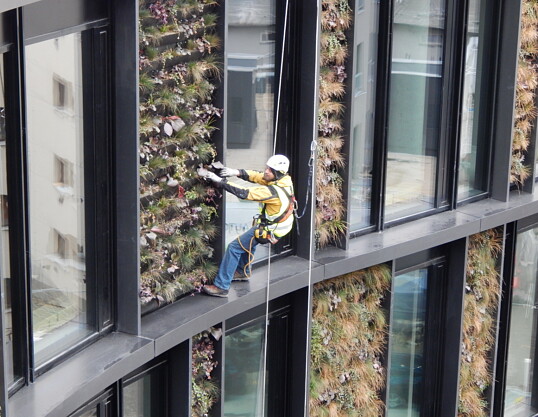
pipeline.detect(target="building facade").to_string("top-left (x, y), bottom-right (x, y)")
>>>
top-left (0, 0), bottom-right (536, 416)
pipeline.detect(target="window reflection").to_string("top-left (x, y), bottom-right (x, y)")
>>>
top-left (25, 33), bottom-right (93, 366)
top-left (388, 269), bottom-right (428, 416)
top-left (0, 56), bottom-right (16, 384)
top-left (123, 364), bottom-right (167, 417)
top-left (224, 0), bottom-right (276, 259)
top-left (349, 0), bottom-right (379, 230)
top-left (504, 226), bottom-right (538, 416)
top-left (457, 0), bottom-right (488, 200)
top-left (224, 318), bottom-right (266, 416)
top-left (385, 1), bottom-right (445, 221)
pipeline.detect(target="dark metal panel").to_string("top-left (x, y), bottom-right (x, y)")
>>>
top-left (371, 0), bottom-right (394, 229)
top-left (523, 118), bottom-right (537, 194)
top-left (22, 0), bottom-right (107, 40)
top-left (492, 222), bottom-right (516, 416)
top-left (169, 340), bottom-right (192, 417)
top-left (490, 0), bottom-right (522, 202)
top-left (288, 287), bottom-right (311, 416)
top-left (214, 322), bottom-right (224, 417)
top-left (111, 0), bottom-right (140, 335)
top-left (294, 0), bottom-right (320, 260)
top-left (0, 11), bottom-right (15, 47)
top-left (441, 0), bottom-right (466, 209)
top-left (8, 333), bottom-right (154, 417)
top-left (5, 10), bottom-right (31, 390)
top-left (438, 238), bottom-right (467, 417)
top-left (488, 224), bottom-right (507, 417)
top-left (0, 229), bottom-right (8, 416)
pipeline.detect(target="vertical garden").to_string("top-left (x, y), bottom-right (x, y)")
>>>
top-left (310, 265), bottom-right (392, 416)
top-left (138, 0), bottom-right (222, 307)
top-left (316, 0), bottom-right (351, 247)
top-left (458, 229), bottom-right (502, 417)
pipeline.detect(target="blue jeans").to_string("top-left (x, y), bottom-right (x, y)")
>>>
top-left (213, 227), bottom-right (259, 290)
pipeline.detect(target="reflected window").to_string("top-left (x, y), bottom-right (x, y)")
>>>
top-left (0, 54), bottom-right (18, 385)
top-left (504, 225), bottom-right (538, 415)
top-left (384, 0), bottom-right (445, 222)
top-left (25, 32), bottom-right (93, 366)
top-left (224, 309), bottom-right (289, 416)
top-left (224, 0), bottom-right (277, 260)
top-left (123, 362), bottom-right (167, 417)
top-left (349, 0), bottom-right (379, 230)
top-left (457, 0), bottom-right (489, 200)
top-left (387, 269), bottom-right (428, 416)
top-left (69, 389), bottom-right (115, 417)
top-left (224, 318), bottom-right (266, 416)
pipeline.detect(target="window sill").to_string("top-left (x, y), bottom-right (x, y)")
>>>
top-left (8, 332), bottom-right (153, 417)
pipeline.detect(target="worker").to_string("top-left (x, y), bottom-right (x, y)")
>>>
top-left (200, 154), bottom-right (295, 297)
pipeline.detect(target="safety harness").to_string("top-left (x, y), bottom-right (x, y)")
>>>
top-left (254, 184), bottom-right (295, 244)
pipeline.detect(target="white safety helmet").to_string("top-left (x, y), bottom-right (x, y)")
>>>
top-left (266, 154), bottom-right (290, 174)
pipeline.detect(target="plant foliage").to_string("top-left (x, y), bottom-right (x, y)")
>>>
top-left (512, 0), bottom-right (538, 187)
top-left (192, 328), bottom-right (221, 417)
top-left (458, 229), bottom-right (502, 417)
top-left (310, 264), bottom-right (391, 417)
top-left (139, 0), bottom-right (222, 306)
top-left (316, 0), bottom-right (351, 248)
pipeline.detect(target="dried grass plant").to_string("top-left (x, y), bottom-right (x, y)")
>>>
top-left (316, 0), bottom-right (352, 248)
top-left (139, 0), bottom-right (222, 306)
top-left (512, 0), bottom-right (538, 187)
top-left (458, 229), bottom-right (502, 417)
top-left (310, 264), bottom-right (392, 416)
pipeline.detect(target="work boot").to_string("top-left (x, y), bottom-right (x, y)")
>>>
top-left (232, 270), bottom-right (250, 282)
top-left (202, 285), bottom-right (229, 298)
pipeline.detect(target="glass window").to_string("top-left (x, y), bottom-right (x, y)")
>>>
top-left (349, 0), bottom-right (379, 230)
top-left (384, 0), bottom-right (445, 222)
top-left (504, 226), bottom-right (538, 415)
top-left (123, 363), bottom-right (167, 417)
top-left (387, 268), bottom-right (428, 416)
top-left (25, 33), bottom-right (93, 366)
top-left (224, 308), bottom-right (289, 416)
top-left (457, 0), bottom-right (489, 200)
top-left (0, 55), bottom-right (17, 385)
top-left (224, 0), bottom-right (277, 260)
top-left (224, 318), bottom-right (266, 415)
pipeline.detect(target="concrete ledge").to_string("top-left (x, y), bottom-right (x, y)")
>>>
top-left (9, 333), bottom-right (154, 417)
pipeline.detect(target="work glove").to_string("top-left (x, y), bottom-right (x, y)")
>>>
top-left (220, 167), bottom-right (240, 177)
top-left (204, 171), bottom-right (222, 183)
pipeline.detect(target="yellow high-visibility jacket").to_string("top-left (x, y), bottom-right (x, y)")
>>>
top-left (221, 169), bottom-right (295, 238)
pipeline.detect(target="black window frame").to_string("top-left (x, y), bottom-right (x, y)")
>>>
top-left (494, 214), bottom-right (538, 416)
top-left (217, 0), bottom-right (297, 264)
top-left (388, 250), bottom-right (449, 416)
top-left (223, 299), bottom-right (292, 416)
top-left (347, 0), bottom-right (500, 237)
top-left (0, 0), bottom-right (113, 389)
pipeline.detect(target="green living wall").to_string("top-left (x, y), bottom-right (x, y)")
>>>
top-left (310, 264), bottom-right (391, 416)
top-left (458, 229), bottom-right (502, 417)
top-left (138, 0), bottom-right (222, 307)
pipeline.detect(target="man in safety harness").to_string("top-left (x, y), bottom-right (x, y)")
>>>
top-left (201, 154), bottom-right (295, 297)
